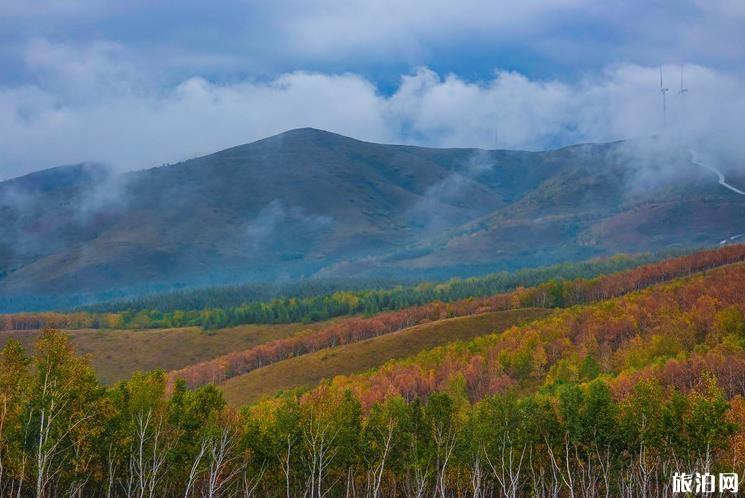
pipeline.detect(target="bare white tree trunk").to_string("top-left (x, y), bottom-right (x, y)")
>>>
top-left (594, 444), bottom-right (611, 498)
top-left (371, 420), bottom-right (394, 498)
top-left (303, 414), bottom-right (338, 498)
top-left (241, 464), bottom-right (264, 498)
top-left (469, 450), bottom-right (483, 498)
top-left (105, 443), bottom-right (117, 498)
top-left (129, 410), bottom-right (170, 498)
top-left (484, 433), bottom-right (526, 498)
top-left (204, 427), bottom-right (242, 498)
top-left (545, 434), bottom-right (575, 498)
top-left (183, 438), bottom-right (207, 498)
top-left (433, 425), bottom-right (456, 498)
top-left (33, 372), bottom-right (91, 498)
top-left (410, 465), bottom-right (430, 498)
top-left (405, 436), bottom-right (430, 498)
top-left (280, 435), bottom-right (294, 498)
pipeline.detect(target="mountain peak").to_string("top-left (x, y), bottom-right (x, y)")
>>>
top-left (253, 127), bottom-right (370, 148)
top-left (279, 127), bottom-right (330, 136)
top-left (278, 127), bottom-right (349, 138)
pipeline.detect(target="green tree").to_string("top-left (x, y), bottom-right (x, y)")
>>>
top-left (26, 329), bottom-right (107, 498)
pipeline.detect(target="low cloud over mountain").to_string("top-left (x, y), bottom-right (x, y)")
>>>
top-left (1, 129), bottom-right (744, 300)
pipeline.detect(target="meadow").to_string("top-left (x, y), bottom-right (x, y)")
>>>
top-left (0, 320), bottom-right (334, 383)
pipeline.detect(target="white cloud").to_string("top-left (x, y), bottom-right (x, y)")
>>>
top-left (278, 0), bottom-right (588, 59)
top-left (1, 40), bottom-right (745, 180)
top-left (0, 43), bottom-right (393, 177)
top-left (3, 0), bottom-right (744, 80)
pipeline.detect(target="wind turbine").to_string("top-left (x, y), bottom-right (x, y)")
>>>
top-left (678, 66), bottom-right (689, 126)
top-left (659, 66), bottom-right (670, 127)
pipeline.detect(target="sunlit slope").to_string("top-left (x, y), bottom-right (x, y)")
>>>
top-left (220, 307), bottom-right (550, 405)
top-left (283, 261), bottom-right (745, 410)
top-left (163, 244), bottom-right (745, 390)
top-left (0, 319), bottom-right (335, 384)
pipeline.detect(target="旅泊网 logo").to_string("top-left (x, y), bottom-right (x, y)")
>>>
top-left (672, 472), bottom-right (739, 494)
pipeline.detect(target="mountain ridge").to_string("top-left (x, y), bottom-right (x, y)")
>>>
top-left (1, 128), bottom-right (744, 303)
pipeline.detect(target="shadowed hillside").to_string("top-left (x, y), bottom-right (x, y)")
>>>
top-left (2, 129), bottom-right (744, 303)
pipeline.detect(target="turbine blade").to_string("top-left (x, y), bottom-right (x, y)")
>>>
top-left (660, 66), bottom-right (663, 89)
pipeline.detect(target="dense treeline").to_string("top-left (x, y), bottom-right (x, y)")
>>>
top-left (170, 243), bottom-right (745, 388)
top-left (244, 379), bottom-right (741, 497)
top-left (0, 251), bottom-right (681, 331)
top-left (83, 277), bottom-right (410, 314)
top-left (0, 328), bottom-right (742, 497)
top-left (0, 282), bottom-right (204, 314)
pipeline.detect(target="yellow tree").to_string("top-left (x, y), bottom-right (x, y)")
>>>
top-left (27, 329), bottom-right (106, 498)
top-left (0, 340), bottom-right (31, 496)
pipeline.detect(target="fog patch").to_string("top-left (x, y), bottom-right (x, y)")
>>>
top-left (244, 199), bottom-right (334, 256)
top-left (0, 163), bottom-right (132, 270)
top-left (245, 199), bottom-right (287, 252)
top-left (407, 149), bottom-right (499, 232)
top-left (74, 165), bottom-right (132, 222)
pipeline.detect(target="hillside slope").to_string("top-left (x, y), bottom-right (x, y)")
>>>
top-left (220, 308), bottom-right (550, 405)
top-left (272, 258), bottom-right (745, 409)
top-left (2, 129), bottom-right (744, 300)
top-left (232, 253), bottom-right (745, 498)
top-left (0, 319), bottom-right (336, 384)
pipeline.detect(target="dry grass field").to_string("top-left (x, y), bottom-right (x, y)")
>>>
top-left (0, 320), bottom-right (336, 384)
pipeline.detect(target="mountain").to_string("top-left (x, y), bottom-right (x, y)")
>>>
top-left (1, 128), bottom-right (744, 301)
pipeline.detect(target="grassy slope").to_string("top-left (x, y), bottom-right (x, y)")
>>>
top-left (0, 320), bottom-right (335, 384)
top-left (221, 307), bottom-right (550, 406)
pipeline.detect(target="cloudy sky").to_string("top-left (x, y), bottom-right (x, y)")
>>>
top-left (2, 0), bottom-right (745, 179)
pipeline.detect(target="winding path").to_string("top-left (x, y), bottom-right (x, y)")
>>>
top-left (690, 149), bottom-right (745, 196)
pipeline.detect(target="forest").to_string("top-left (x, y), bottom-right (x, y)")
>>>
top-left (81, 252), bottom-right (671, 313)
top-left (0, 245), bottom-right (745, 496)
top-left (0, 330), bottom-right (739, 498)
top-left (169, 243), bottom-right (745, 388)
top-left (0, 251), bottom-right (677, 331)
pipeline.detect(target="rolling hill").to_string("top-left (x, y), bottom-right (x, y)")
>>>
top-left (298, 256), bottom-right (745, 410)
top-left (219, 308), bottom-right (551, 406)
top-left (2, 128), bottom-right (744, 304)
